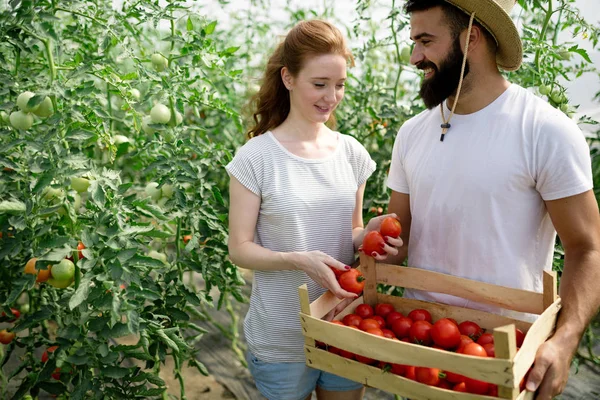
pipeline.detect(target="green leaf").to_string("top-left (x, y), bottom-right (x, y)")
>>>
top-left (69, 275), bottom-right (92, 309)
top-left (157, 329), bottom-right (179, 353)
top-left (100, 365), bottom-right (130, 379)
top-left (204, 21), bottom-right (217, 35)
top-left (568, 45), bottom-right (592, 63)
top-left (0, 200), bottom-right (26, 214)
top-left (187, 16), bottom-right (193, 31)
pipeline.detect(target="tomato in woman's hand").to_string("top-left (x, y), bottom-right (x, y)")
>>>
top-left (374, 302), bottom-right (395, 318)
top-left (362, 231), bottom-right (386, 256)
top-left (458, 321), bottom-right (484, 341)
top-left (409, 320), bottom-right (433, 345)
top-left (354, 304), bottom-right (374, 319)
top-left (330, 266), bottom-right (345, 279)
top-left (338, 269), bottom-right (365, 294)
top-left (380, 216), bottom-right (402, 239)
top-left (431, 318), bottom-right (461, 349)
top-left (407, 308), bottom-right (432, 323)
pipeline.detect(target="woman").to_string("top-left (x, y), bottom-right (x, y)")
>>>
top-left (226, 20), bottom-right (399, 400)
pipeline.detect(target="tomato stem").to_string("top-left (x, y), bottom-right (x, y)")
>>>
top-left (535, 0), bottom-right (554, 71)
top-left (43, 38), bottom-right (57, 85)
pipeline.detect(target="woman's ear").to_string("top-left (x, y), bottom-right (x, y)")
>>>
top-left (281, 67), bottom-right (293, 90)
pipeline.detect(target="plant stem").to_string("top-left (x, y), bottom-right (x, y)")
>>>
top-left (390, 0), bottom-right (403, 103)
top-left (226, 297), bottom-right (247, 367)
top-left (535, 0), bottom-right (554, 72)
top-left (43, 38), bottom-right (57, 85)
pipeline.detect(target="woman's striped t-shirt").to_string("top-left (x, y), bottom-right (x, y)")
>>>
top-left (226, 130), bottom-right (376, 363)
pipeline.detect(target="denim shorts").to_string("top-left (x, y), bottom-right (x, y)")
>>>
top-left (246, 351), bottom-right (363, 400)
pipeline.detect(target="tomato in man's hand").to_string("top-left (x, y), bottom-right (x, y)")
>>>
top-left (380, 216), bottom-right (402, 239)
top-left (338, 269), bottom-right (365, 294)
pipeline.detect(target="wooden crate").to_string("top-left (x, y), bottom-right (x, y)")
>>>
top-left (298, 254), bottom-right (561, 400)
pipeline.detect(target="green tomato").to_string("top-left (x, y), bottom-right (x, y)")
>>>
top-left (538, 84), bottom-right (551, 96)
top-left (400, 46), bottom-right (412, 64)
top-left (51, 259), bottom-right (75, 281)
top-left (48, 277), bottom-right (73, 289)
top-left (151, 53), bottom-right (168, 72)
top-left (0, 111), bottom-right (8, 124)
top-left (43, 187), bottom-right (64, 201)
top-left (32, 97), bottom-right (53, 118)
top-left (20, 303), bottom-right (30, 314)
top-left (175, 111), bottom-right (183, 125)
top-left (10, 111), bottom-right (33, 130)
top-left (550, 90), bottom-right (566, 104)
top-left (147, 250), bottom-right (167, 264)
top-left (558, 50), bottom-right (571, 61)
top-left (70, 177), bottom-right (90, 193)
top-left (161, 184), bottom-right (174, 198)
top-left (73, 192), bottom-right (82, 213)
top-left (142, 116), bottom-right (156, 135)
top-left (129, 88), bottom-right (141, 100)
top-left (145, 182), bottom-right (162, 201)
top-left (114, 134), bottom-right (130, 145)
top-left (150, 104), bottom-right (171, 124)
top-left (16, 91), bottom-right (39, 112)
top-left (560, 103), bottom-right (570, 113)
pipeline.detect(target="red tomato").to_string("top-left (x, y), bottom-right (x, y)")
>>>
top-left (431, 318), bottom-right (461, 349)
top-left (328, 346), bottom-right (341, 355)
top-left (458, 321), bottom-right (484, 341)
top-left (52, 367), bottom-right (61, 380)
top-left (42, 345), bottom-right (59, 363)
top-left (372, 315), bottom-right (386, 328)
top-left (438, 379), bottom-right (452, 389)
top-left (330, 267), bottom-right (345, 279)
top-left (339, 349), bottom-right (355, 359)
top-left (381, 328), bottom-right (396, 339)
top-left (465, 377), bottom-right (489, 395)
top-left (453, 382), bottom-right (467, 392)
top-left (362, 231), bottom-right (386, 256)
top-left (374, 302), bottom-right (395, 318)
top-left (482, 343), bottom-right (495, 357)
top-left (445, 370), bottom-right (465, 384)
top-left (330, 320), bottom-right (345, 326)
top-left (456, 335), bottom-right (474, 353)
top-left (1, 308), bottom-right (20, 322)
top-left (365, 328), bottom-right (384, 337)
top-left (404, 366), bottom-right (416, 380)
top-left (461, 342), bottom-right (488, 358)
top-left (338, 269), bottom-right (365, 294)
top-left (415, 367), bottom-right (441, 386)
top-left (77, 241), bottom-right (85, 260)
top-left (515, 328), bottom-right (526, 347)
top-left (476, 333), bottom-right (494, 346)
top-left (447, 318), bottom-right (459, 326)
top-left (355, 354), bottom-right (375, 365)
top-left (385, 311), bottom-right (404, 327)
top-left (342, 314), bottom-right (362, 328)
top-left (380, 216), bottom-right (402, 239)
top-left (488, 384), bottom-right (499, 396)
top-left (407, 308), bottom-right (432, 323)
top-left (391, 316), bottom-right (413, 339)
top-left (354, 304), bottom-right (374, 319)
top-left (390, 363), bottom-right (406, 376)
top-left (359, 318), bottom-right (381, 331)
top-left (409, 320), bottom-right (433, 345)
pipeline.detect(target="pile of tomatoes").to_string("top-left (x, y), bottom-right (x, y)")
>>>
top-left (320, 302), bottom-right (529, 396)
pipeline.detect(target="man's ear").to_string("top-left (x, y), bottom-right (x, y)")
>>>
top-left (461, 24), bottom-right (485, 54)
top-left (281, 67), bottom-right (293, 90)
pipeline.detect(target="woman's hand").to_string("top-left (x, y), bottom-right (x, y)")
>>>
top-left (286, 251), bottom-right (358, 300)
top-left (359, 213), bottom-right (404, 260)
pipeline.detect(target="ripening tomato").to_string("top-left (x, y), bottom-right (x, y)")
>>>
top-left (338, 269), bottom-right (365, 294)
top-left (52, 368), bottom-right (61, 380)
top-left (355, 304), bottom-right (374, 319)
top-left (77, 241), bottom-right (85, 260)
top-left (476, 333), bottom-right (494, 346)
top-left (515, 328), bottom-right (526, 347)
top-left (431, 318), bottom-right (461, 349)
top-left (458, 321), bottom-right (484, 341)
top-left (461, 342), bottom-right (488, 358)
top-left (374, 302), bottom-right (395, 318)
top-left (385, 311), bottom-right (404, 328)
top-left (362, 231), bottom-right (386, 256)
top-left (407, 308), bottom-right (432, 323)
top-left (342, 314), bottom-right (362, 328)
top-left (0, 329), bottom-right (16, 344)
top-left (42, 346), bottom-right (59, 363)
top-left (391, 316), bottom-right (413, 339)
top-left (415, 367), bottom-right (442, 386)
top-left (380, 216), bottom-right (402, 239)
top-left (409, 320), bottom-right (433, 345)
top-left (359, 318), bottom-right (381, 332)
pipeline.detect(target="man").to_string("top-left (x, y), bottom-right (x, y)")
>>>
top-left (384, 0), bottom-right (600, 398)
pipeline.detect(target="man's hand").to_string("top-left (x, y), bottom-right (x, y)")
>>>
top-left (526, 332), bottom-right (579, 399)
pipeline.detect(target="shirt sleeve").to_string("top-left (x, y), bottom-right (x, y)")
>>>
top-left (356, 142), bottom-right (376, 187)
top-left (387, 126), bottom-right (410, 194)
top-left (225, 142), bottom-right (263, 197)
top-left (535, 112), bottom-right (593, 201)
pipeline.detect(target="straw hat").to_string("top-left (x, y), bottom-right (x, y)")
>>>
top-left (444, 0), bottom-right (523, 71)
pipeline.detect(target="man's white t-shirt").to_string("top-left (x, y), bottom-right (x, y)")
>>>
top-left (387, 84), bottom-right (592, 318)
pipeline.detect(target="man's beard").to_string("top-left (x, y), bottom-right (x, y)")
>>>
top-left (418, 37), bottom-right (470, 109)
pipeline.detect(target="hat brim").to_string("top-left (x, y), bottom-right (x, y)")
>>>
top-left (444, 0), bottom-right (523, 71)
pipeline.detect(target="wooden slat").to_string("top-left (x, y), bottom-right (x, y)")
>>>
top-left (298, 284), bottom-right (315, 348)
top-left (494, 325), bottom-right (519, 398)
top-left (375, 264), bottom-right (544, 315)
top-left (542, 271), bottom-right (557, 311)
top-left (513, 298), bottom-right (561, 383)
top-left (300, 314), bottom-right (513, 386)
top-left (309, 290), bottom-right (345, 320)
top-left (305, 347), bottom-right (500, 400)
top-left (360, 253), bottom-right (378, 306)
top-left (377, 294), bottom-right (532, 332)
